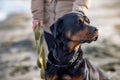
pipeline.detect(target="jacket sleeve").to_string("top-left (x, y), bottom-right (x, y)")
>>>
top-left (72, 0), bottom-right (91, 14)
top-left (31, 0), bottom-right (44, 20)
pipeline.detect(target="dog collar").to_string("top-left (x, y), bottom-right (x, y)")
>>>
top-left (48, 46), bottom-right (83, 68)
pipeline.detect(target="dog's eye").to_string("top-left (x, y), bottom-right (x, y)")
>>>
top-left (83, 16), bottom-right (90, 24)
top-left (79, 17), bottom-right (84, 23)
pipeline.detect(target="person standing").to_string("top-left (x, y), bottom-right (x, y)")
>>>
top-left (31, 0), bottom-right (91, 79)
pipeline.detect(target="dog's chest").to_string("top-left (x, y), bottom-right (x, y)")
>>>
top-left (61, 75), bottom-right (83, 80)
top-left (56, 69), bottom-right (84, 80)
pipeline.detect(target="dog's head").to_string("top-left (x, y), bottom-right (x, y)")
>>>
top-left (50, 13), bottom-right (98, 51)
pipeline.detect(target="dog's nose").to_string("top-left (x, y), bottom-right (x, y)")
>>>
top-left (94, 28), bottom-right (98, 32)
top-left (90, 27), bottom-right (98, 33)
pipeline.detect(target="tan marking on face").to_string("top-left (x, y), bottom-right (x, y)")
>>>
top-left (79, 17), bottom-right (84, 22)
top-left (70, 27), bottom-right (90, 41)
top-left (67, 42), bottom-right (80, 53)
top-left (66, 27), bottom-right (92, 41)
top-left (71, 26), bottom-right (98, 43)
top-left (66, 26), bottom-right (98, 52)
top-left (66, 31), bottom-right (72, 38)
top-left (84, 16), bottom-right (89, 23)
top-left (66, 28), bottom-right (89, 52)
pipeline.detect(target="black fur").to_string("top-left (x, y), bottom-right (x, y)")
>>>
top-left (44, 13), bottom-right (109, 80)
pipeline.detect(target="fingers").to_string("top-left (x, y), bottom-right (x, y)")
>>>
top-left (33, 20), bottom-right (38, 30)
top-left (40, 20), bottom-right (44, 27)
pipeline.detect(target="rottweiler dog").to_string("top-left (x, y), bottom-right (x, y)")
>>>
top-left (44, 13), bottom-right (109, 80)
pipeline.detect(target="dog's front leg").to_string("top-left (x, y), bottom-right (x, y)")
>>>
top-left (46, 75), bottom-right (58, 80)
top-left (71, 75), bottom-right (83, 80)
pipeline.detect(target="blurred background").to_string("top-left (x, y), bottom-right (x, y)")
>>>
top-left (0, 0), bottom-right (120, 80)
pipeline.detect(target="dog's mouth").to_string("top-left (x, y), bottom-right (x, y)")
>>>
top-left (68, 32), bottom-right (99, 43)
top-left (93, 31), bottom-right (98, 41)
top-left (85, 32), bottom-right (98, 43)
top-left (93, 35), bottom-right (98, 41)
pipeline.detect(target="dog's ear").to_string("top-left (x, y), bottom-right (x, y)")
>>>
top-left (50, 18), bottom-right (63, 39)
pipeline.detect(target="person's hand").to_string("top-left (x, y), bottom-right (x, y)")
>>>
top-left (32, 19), bottom-right (44, 31)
